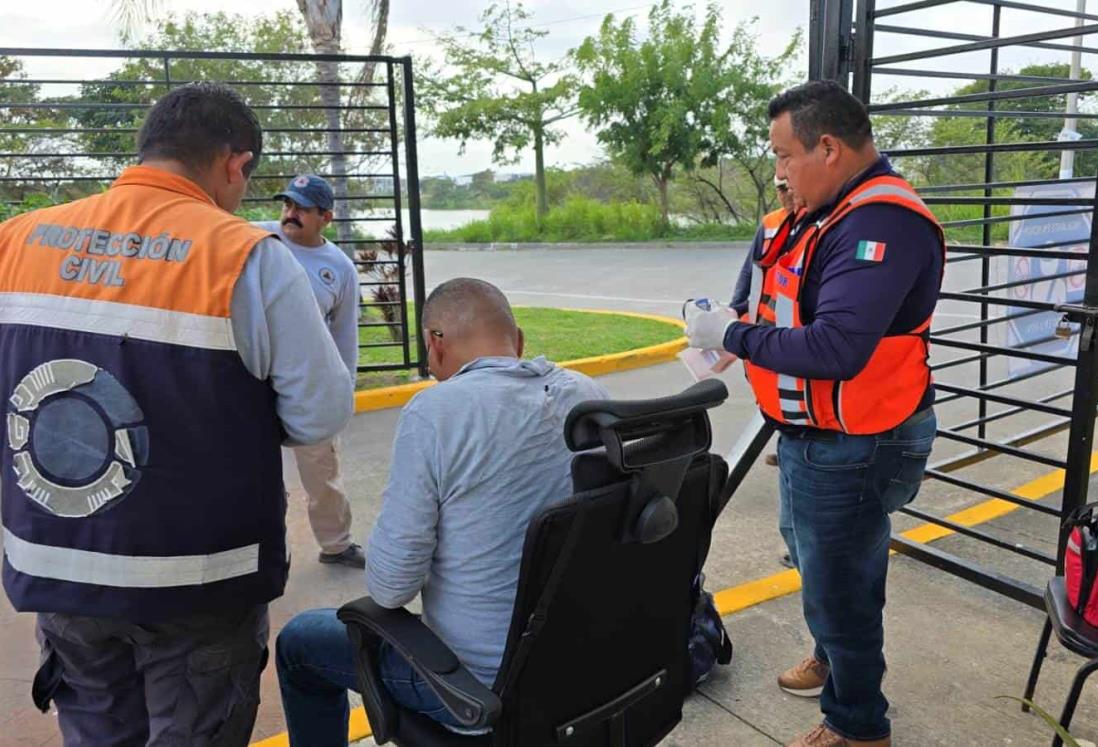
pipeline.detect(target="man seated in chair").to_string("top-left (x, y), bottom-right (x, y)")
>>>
top-left (275, 277), bottom-right (609, 745)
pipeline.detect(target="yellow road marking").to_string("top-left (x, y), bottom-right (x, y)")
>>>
top-left (251, 707), bottom-right (371, 747)
top-left (252, 452), bottom-right (1093, 745)
top-left (714, 451), bottom-right (1098, 617)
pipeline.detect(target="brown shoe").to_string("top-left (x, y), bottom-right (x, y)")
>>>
top-left (764, 452), bottom-right (779, 466)
top-left (778, 655), bottom-right (829, 697)
top-left (787, 723), bottom-right (891, 747)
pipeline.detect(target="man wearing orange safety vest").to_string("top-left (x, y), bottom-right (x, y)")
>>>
top-left (729, 176), bottom-right (798, 323)
top-left (0, 83), bottom-right (353, 744)
top-left (687, 81), bottom-right (943, 747)
top-left (722, 177), bottom-right (800, 476)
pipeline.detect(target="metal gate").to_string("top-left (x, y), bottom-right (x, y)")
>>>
top-left (799, 0), bottom-right (1098, 609)
top-left (0, 47), bottom-right (428, 379)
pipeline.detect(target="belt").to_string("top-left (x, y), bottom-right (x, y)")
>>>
top-left (780, 406), bottom-right (934, 442)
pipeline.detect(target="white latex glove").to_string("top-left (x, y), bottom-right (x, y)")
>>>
top-left (686, 309), bottom-right (738, 351)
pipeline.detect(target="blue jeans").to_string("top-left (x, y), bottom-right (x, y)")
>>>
top-left (275, 608), bottom-right (464, 747)
top-left (777, 408), bottom-right (937, 741)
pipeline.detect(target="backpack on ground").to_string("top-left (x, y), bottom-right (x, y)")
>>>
top-left (688, 573), bottom-right (733, 687)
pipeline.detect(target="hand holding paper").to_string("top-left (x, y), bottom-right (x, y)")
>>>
top-left (685, 305), bottom-right (738, 352)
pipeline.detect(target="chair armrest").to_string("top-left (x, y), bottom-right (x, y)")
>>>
top-left (338, 596), bottom-right (503, 735)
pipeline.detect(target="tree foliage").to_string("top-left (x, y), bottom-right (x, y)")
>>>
top-left (883, 63), bottom-right (1097, 189)
top-left (0, 56), bottom-right (83, 200)
top-left (574, 1), bottom-right (800, 223)
top-left (418, 2), bottom-right (577, 218)
top-left (943, 62), bottom-right (1098, 179)
top-left (69, 12), bottom-right (388, 204)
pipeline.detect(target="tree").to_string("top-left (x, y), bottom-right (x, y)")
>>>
top-left (944, 62), bottom-right (1098, 179)
top-left (294, 0), bottom-right (389, 244)
top-left (689, 25), bottom-right (801, 223)
top-left (419, 2), bottom-right (577, 219)
top-left (108, 0), bottom-right (390, 245)
top-left (0, 56), bottom-right (83, 202)
top-left (893, 63), bottom-right (1098, 192)
top-left (106, 0), bottom-right (163, 40)
top-left (73, 12), bottom-right (381, 185)
top-left (295, 0), bottom-right (349, 243)
top-left (575, 1), bottom-right (799, 223)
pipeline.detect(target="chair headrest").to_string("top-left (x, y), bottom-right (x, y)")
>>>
top-left (565, 379), bottom-right (728, 545)
top-left (565, 379), bottom-right (728, 470)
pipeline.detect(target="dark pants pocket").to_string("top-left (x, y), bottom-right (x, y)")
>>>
top-left (31, 640), bottom-right (63, 713)
top-left (880, 449), bottom-right (931, 514)
top-left (206, 646), bottom-right (267, 747)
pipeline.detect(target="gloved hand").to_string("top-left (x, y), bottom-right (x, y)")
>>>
top-left (686, 308), bottom-right (738, 351)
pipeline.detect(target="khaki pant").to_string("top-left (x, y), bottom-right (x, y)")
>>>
top-left (292, 437), bottom-right (353, 555)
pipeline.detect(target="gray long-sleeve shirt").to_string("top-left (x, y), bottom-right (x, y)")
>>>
top-left (256, 222), bottom-right (360, 378)
top-left (230, 236), bottom-right (354, 445)
top-left (366, 356), bottom-right (608, 685)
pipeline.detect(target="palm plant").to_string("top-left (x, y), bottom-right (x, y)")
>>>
top-left (292, 0), bottom-right (390, 246)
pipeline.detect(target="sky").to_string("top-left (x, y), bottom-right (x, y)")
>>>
top-left (0, 0), bottom-right (1094, 177)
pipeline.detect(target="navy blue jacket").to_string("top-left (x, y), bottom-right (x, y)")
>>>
top-left (725, 157), bottom-right (942, 412)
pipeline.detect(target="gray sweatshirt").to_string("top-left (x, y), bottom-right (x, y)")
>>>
top-left (231, 236), bottom-right (354, 445)
top-left (366, 356), bottom-right (608, 685)
top-left (256, 222), bottom-right (360, 378)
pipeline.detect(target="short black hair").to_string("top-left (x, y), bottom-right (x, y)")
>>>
top-left (137, 82), bottom-right (262, 175)
top-left (768, 80), bottom-right (873, 151)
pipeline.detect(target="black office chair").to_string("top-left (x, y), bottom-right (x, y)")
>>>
top-left (338, 379), bottom-right (731, 746)
top-left (1021, 577), bottom-right (1098, 747)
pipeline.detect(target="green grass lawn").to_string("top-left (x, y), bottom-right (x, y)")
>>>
top-left (356, 306), bottom-right (682, 389)
top-left (421, 197), bottom-right (756, 244)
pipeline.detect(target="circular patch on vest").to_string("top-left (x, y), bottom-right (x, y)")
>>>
top-left (318, 267), bottom-right (336, 285)
top-left (32, 396), bottom-right (111, 483)
top-left (7, 359), bottom-right (147, 518)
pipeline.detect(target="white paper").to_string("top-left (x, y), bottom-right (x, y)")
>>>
top-left (678, 347), bottom-right (722, 382)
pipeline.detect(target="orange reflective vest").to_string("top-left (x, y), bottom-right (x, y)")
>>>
top-left (751, 207), bottom-right (794, 326)
top-left (743, 175), bottom-right (944, 435)
top-left (0, 166), bottom-right (289, 621)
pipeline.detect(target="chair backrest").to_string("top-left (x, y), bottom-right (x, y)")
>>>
top-left (489, 379), bottom-right (730, 746)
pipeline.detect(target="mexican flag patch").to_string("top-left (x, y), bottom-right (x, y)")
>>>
top-left (855, 240), bottom-right (887, 262)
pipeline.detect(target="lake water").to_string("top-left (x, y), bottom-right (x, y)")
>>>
top-left (353, 209), bottom-right (489, 237)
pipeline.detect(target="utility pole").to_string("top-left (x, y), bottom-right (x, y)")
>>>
top-left (1060, 0), bottom-right (1087, 179)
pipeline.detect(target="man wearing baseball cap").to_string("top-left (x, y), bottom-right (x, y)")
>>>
top-left (257, 174), bottom-right (365, 568)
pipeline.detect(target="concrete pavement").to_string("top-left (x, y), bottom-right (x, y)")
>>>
top-left (2, 243), bottom-right (1095, 746)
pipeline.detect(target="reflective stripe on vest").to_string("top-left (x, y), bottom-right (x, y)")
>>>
top-left (743, 174), bottom-right (945, 435)
top-left (752, 208), bottom-right (804, 327)
top-left (0, 292), bottom-right (237, 350)
top-left (3, 528), bottom-right (259, 588)
top-left (0, 166), bottom-right (287, 620)
top-left (757, 208), bottom-right (791, 268)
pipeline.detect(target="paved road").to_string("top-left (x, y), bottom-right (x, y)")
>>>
top-left (421, 243), bottom-right (989, 322)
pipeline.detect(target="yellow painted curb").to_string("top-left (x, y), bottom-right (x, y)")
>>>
top-left (250, 706), bottom-right (370, 746)
top-left (354, 380), bottom-right (433, 413)
top-left (353, 310), bottom-right (686, 414)
top-left (713, 452), bottom-right (1098, 617)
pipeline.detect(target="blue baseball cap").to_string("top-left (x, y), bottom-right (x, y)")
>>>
top-left (274, 174), bottom-right (334, 211)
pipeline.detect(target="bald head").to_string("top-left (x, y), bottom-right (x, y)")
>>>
top-left (422, 278), bottom-right (523, 380)
top-left (423, 278), bottom-right (517, 340)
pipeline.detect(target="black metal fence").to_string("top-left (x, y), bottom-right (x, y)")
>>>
top-left (0, 47), bottom-right (428, 378)
top-left (807, 0), bottom-right (1098, 609)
